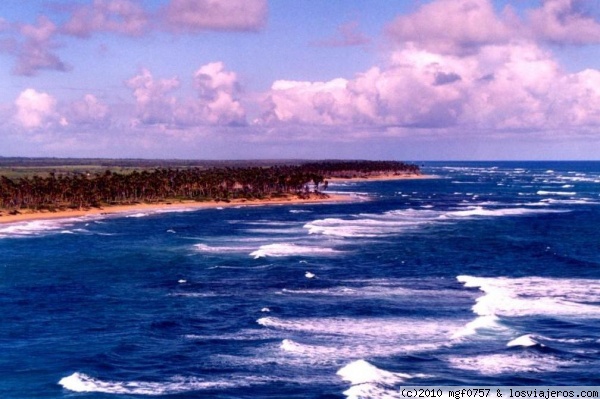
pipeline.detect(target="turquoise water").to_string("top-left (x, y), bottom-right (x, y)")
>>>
top-left (1, 162), bottom-right (599, 398)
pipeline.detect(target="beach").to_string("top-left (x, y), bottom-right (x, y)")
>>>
top-left (0, 193), bottom-right (351, 225)
top-left (0, 174), bottom-right (431, 225)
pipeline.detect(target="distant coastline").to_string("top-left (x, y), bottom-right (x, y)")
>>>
top-left (0, 193), bottom-right (347, 225)
top-left (0, 160), bottom-right (425, 224)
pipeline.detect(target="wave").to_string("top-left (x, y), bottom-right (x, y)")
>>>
top-left (257, 316), bottom-right (459, 357)
top-left (58, 372), bottom-right (253, 395)
top-left (193, 243), bottom-right (253, 253)
top-left (448, 353), bottom-right (574, 375)
top-left (537, 190), bottom-right (577, 196)
top-left (249, 243), bottom-right (341, 259)
top-left (0, 217), bottom-right (98, 238)
top-left (507, 334), bottom-right (544, 348)
top-left (280, 339), bottom-right (337, 356)
top-left (540, 198), bottom-right (600, 205)
top-left (337, 360), bottom-right (418, 399)
top-left (451, 315), bottom-right (507, 339)
top-left (125, 212), bottom-right (150, 218)
top-left (304, 206), bottom-right (567, 238)
top-left (457, 275), bottom-right (600, 318)
top-left (445, 206), bottom-right (566, 218)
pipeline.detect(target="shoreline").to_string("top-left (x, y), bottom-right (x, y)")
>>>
top-left (0, 193), bottom-right (351, 225)
top-left (0, 174), bottom-right (432, 225)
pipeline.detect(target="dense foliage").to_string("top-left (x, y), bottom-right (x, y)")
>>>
top-left (0, 161), bottom-right (419, 212)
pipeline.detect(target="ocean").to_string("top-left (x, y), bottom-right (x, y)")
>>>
top-left (1, 161), bottom-right (599, 398)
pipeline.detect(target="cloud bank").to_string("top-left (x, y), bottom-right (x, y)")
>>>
top-left (1, 0), bottom-right (600, 158)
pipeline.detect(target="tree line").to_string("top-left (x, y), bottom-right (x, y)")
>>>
top-left (0, 161), bottom-right (420, 212)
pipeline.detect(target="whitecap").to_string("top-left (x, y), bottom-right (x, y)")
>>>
top-left (249, 243), bottom-right (341, 259)
top-left (507, 334), bottom-right (543, 348)
top-left (337, 359), bottom-right (411, 386)
top-left (337, 360), bottom-right (417, 399)
top-left (457, 275), bottom-right (600, 318)
top-left (446, 206), bottom-right (566, 218)
top-left (537, 190), bottom-right (576, 196)
top-left (0, 217), bottom-right (94, 238)
top-left (125, 212), bottom-right (150, 218)
top-left (451, 315), bottom-right (506, 339)
top-left (194, 243), bottom-right (253, 253)
top-left (257, 316), bottom-right (460, 357)
top-left (58, 372), bottom-right (247, 395)
top-left (448, 353), bottom-right (573, 375)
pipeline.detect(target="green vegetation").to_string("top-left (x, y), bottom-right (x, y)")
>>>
top-left (0, 160), bottom-right (420, 213)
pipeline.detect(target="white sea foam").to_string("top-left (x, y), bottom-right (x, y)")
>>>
top-left (448, 353), bottom-right (573, 375)
top-left (507, 334), bottom-right (543, 347)
top-left (249, 243), bottom-right (341, 259)
top-left (257, 316), bottom-right (459, 357)
top-left (194, 243), bottom-right (253, 253)
top-left (446, 206), bottom-right (565, 218)
top-left (304, 205), bottom-right (568, 238)
top-left (541, 198), bottom-right (599, 205)
top-left (58, 372), bottom-right (247, 395)
top-left (125, 212), bottom-right (150, 218)
top-left (338, 359), bottom-right (412, 386)
top-left (0, 217), bottom-right (97, 238)
top-left (537, 190), bottom-right (576, 196)
top-left (457, 275), bottom-right (600, 318)
top-left (451, 315), bottom-right (506, 339)
top-left (279, 339), bottom-right (337, 356)
top-left (337, 360), bottom-right (416, 399)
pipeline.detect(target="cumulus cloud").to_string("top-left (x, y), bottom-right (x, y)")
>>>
top-left (14, 88), bottom-right (59, 129)
top-left (526, 0), bottom-right (600, 45)
top-left (385, 0), bottom-right (515, 55)
top-left (126, 62), bottom-right (246, 128)
top-left (191, 62), bottom-right (246, 125)
top-left (62, 0), bottom-right (149, 37)
top-left (162, 0), bottom-right (267, 33)
top-left (13, 16), bottom-right (69, 76)
top-left (259, 41), bottom-right (600, 132)
top-left (67, 94), bottom-right (110, 125)
top-left (126, 68), bottom-right (180, 126)
top-left (386, 0), bottom-right (600, 54)
top-left (256, 0), bottom-right (600, 135)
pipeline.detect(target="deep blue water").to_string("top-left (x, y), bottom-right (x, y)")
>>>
top-left (1, 162), bottom-right (599, 398)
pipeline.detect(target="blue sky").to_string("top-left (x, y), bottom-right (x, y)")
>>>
top-left (1, 0), bottom-right (600, 160)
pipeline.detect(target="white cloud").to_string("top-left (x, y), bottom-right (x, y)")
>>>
top-left (385, 0), bottom-right (515, 55)
top-left (126, 62), bottom-right (246, 128)
top-left (13, 16), bottom-right (69, 76)
top-left (191, 62), bottom-right (246, 125)
top-left (259, 41), bottom-right (600, 133)
top-left (527, 0), bottom-right (600, 45)
top-left (14, 88), bottom-right (58, 129)
top-left (67, 94), bottom-right (110, 125)
top-left (162, 0), bottom-right (267, 33)
top-left (62, 0), bottom-right (149, 37)
top-left (126, 68), bottom-right (180, 126)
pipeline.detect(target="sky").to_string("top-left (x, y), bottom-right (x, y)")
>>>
top-left (1, 0), bottom-right (600, 161)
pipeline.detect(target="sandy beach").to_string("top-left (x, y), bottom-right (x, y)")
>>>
top-left (0, 193), bottom-right (352, 225)
top-left (0, 174), bottom-right (433, 225)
